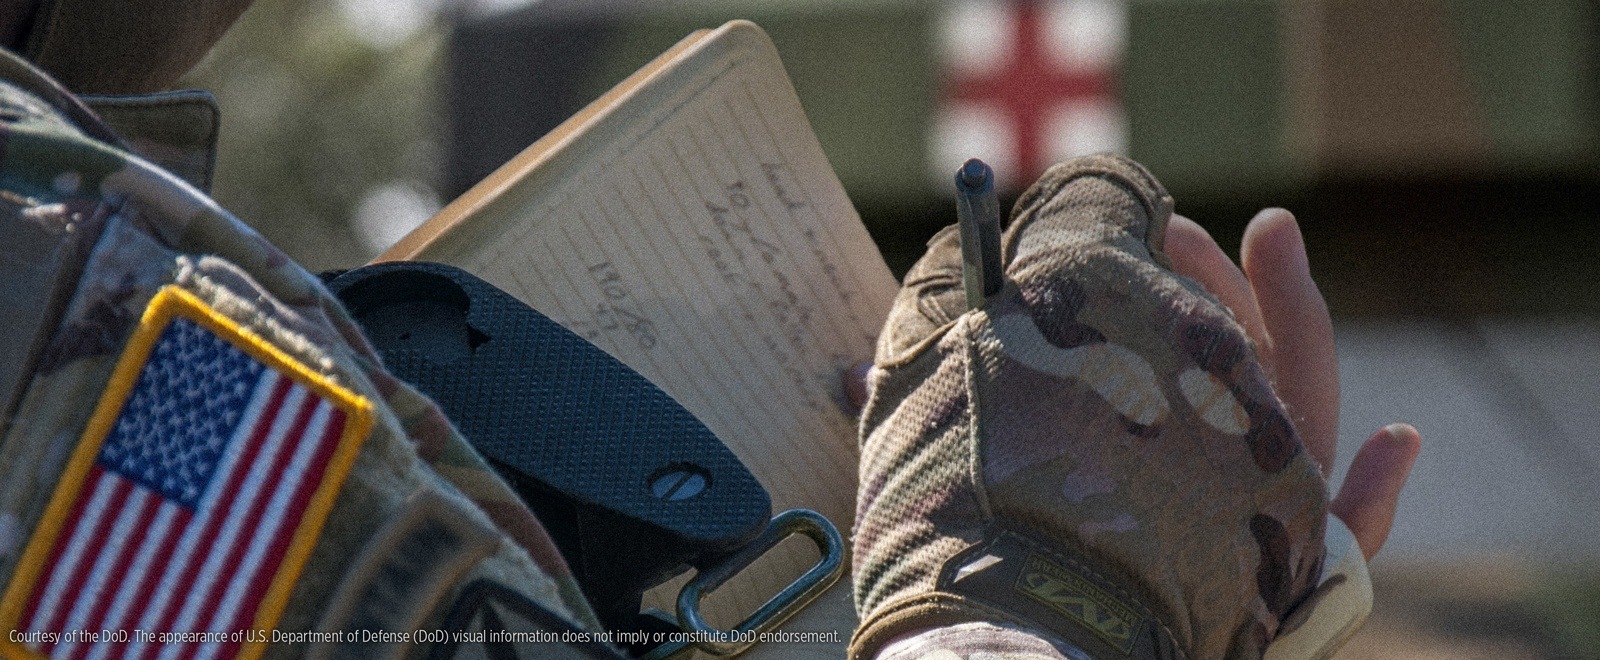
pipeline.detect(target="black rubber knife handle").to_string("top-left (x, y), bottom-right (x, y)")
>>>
top-left (328, 262), bottom-right (771, 629)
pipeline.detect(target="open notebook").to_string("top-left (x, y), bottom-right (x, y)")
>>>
top-left (378, 20), bottom-right (896, 655)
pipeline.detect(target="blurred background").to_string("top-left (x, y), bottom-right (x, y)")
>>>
top-left (178, 0), bottom-right (1600, 656)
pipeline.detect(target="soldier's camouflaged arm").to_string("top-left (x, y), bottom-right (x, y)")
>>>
top-left (852, 155), bottom-right (1328, 660)
top-left (0, 47), bottom-right (609, 659)
top-left (877, 621), bottom-right (1094, 660)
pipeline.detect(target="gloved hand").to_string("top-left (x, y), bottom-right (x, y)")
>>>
top-left (851, 154), bottom-right (1329, 659)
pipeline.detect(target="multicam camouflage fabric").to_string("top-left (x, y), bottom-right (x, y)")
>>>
top-left (877, 622), bottom-right (1093, 660)
top-left (853, 155), bottom-right (1329, 660)
top-left (0, 48), bottom-right (602, 658)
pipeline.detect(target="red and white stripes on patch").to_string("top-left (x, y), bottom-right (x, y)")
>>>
top-left (16, 370), bottom-right (348, 660)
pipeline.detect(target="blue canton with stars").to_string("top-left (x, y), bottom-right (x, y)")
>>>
top-left (97, 317), bottom-right (267, 509)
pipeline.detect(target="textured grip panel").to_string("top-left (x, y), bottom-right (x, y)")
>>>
top-left (329, 262), bottom-right (770, 624)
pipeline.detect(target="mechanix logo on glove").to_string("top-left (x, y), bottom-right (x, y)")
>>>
top-left (1015, 554), bottom-right (1140, 650)
top-left (852, 154), bottom-right (1328, 660)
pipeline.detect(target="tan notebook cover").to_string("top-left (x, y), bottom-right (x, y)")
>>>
top-left (378, 20), bottom-right (894, 652)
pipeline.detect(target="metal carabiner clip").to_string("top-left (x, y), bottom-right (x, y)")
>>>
top-left (643, 509), bottom-right (845, 658)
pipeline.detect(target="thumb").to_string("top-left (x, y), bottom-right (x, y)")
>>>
top-left (1329, 423), bottom-right (1422, 560)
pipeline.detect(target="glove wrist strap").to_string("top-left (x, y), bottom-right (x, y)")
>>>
top-left (851, 528), bottom-right (1190, 660)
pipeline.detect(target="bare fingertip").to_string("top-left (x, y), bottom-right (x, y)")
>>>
top-left (1245, 209), bottom-right (1299, 246)
top-left (842, 362), bottom-right (873, 415)
top-left (1164, 215), bottom-right (1210, 248)
top-left (1161, 215), bottom-right (1223, 276)
top-left (1381, 423), bottom-right (1422, 449)
top-left (1252, 207), bottom-right (1297, 224)
top-left (853, 361), bottom-right (874, 383)
top-left (1384, 421), bottom-right (1417, 434)
top-left (1243, 208), bottom-right (1303, 245)
top-left (1242, 207), bottom-right (1311, 279)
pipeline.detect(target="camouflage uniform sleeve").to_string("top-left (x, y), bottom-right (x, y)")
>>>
top-left (851, 155), bottom-right (1328, 660)
top-left (876, 622), bottom-right (1093, 660)
top-left (0, 48), bottom-right (609, 659)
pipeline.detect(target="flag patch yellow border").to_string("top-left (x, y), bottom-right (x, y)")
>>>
top-left (0, 286), bottom-right (373, 660)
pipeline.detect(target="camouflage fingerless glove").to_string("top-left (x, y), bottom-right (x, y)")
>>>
top-left (851, 155), bottom-right (1329, 660)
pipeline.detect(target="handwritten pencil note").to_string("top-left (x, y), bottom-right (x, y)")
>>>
top-left (390, 22), bottom-right (897, 635)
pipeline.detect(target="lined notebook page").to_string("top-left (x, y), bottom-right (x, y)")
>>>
top-left (383, 21), bottom-right (895, 635)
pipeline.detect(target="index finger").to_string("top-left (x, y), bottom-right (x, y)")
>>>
top-left (1163, 214), bottom-right (1274, 368)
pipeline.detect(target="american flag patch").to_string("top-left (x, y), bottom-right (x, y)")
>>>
top-left (0, 287), bottom-right (372, 660)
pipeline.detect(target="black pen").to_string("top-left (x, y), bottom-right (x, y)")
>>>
top-left (955, 158), bottom-right (1003, 310)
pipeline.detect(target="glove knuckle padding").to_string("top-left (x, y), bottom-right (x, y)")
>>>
top-left (854, 155), bottom-right (1329, 660)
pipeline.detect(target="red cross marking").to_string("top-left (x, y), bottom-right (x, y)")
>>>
top-left (945, 0), bottom-right (1118, 186)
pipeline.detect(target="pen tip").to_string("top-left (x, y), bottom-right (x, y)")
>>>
top-left (958, 158), bottom-right (991, 190)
